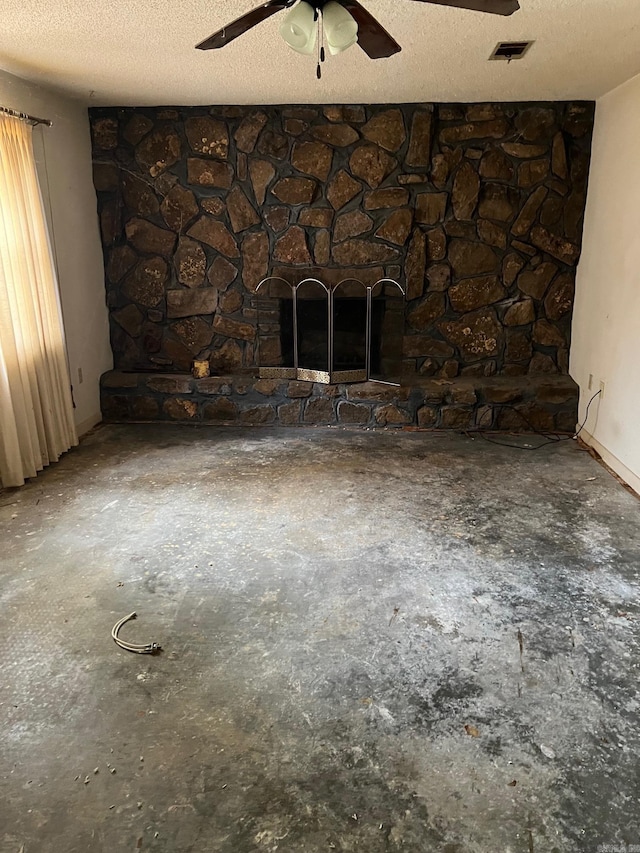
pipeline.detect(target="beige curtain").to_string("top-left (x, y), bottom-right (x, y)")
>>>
top-left (0, 114), bottom-right (77, 488)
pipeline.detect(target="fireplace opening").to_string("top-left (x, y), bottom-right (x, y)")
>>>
top-left (256, 275), bottom-right (403, 384)
top-left (281, 298), bottom-right (383, 372)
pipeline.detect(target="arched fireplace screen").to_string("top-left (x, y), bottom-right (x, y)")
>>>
top-left (256, 276), bottom-right (404, 385)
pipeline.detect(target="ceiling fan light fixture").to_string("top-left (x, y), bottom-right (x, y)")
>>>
top-left (322, 1), bottom-right (359, 55)
top-left (279, 1), bottom-right (317, 55)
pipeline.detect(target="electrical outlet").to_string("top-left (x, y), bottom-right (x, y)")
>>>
top-left (77, 367), bottom-right (83, 385)
top-left (588, 373), bottom-right (593, 390)
top-left (599, 380), bottom-right (605, 399)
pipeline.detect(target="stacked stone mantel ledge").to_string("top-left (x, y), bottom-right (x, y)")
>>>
top-left (100, 370), bottom-right (578, 433)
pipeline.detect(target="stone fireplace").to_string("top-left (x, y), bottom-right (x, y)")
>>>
top-left (92, 100), bottom-right (594, 430)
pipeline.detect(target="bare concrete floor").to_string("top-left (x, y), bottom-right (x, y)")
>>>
top-left (1, 424), bottom-right (639, 853)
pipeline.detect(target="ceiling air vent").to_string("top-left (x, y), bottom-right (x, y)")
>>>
top-left (490, 41), bottom-right (533, 61)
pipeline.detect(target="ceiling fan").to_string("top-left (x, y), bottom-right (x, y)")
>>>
top-left (195, 0), bottom-right (521, 68)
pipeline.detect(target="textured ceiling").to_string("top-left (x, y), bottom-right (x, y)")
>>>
top-left (1, 0), bottom-right (640, 106)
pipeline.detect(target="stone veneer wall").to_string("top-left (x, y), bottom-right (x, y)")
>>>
top-left (91, 101), bottom-right (594, 428)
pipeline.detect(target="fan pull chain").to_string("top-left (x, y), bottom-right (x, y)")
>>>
top-left (316, 8), bottom-right (325, 79)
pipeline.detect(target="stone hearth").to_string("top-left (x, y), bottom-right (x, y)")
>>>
top-left (101, 372), bottom-right (578, 432)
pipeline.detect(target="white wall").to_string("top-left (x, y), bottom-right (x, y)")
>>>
top-left (572, 71), bottom-right (640, 494)
top-left (0, 68), bottom-right (111, 435)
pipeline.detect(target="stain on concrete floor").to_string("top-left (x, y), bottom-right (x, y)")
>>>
top-left (0, 424), bottom-right (639, 852)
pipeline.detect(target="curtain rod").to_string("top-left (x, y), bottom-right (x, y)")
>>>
top-left (0, 105), bottom-right (52, 127)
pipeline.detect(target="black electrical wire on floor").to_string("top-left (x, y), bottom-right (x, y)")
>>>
top-left (573, 388), bottom-right (602, 439)
top-left (466, 389), bottom-right (602, 451)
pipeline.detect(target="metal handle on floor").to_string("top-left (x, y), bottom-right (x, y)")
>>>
top-left (111, 611), bottom-right (161, 654)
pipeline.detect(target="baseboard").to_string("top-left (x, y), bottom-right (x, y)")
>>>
top-left (76, 412), bottom-right (102, 438)
top-left (579, 429), bottom-right (640, 497)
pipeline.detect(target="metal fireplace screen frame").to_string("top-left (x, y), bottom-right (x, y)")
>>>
top-left (256, 276), bottom-right (404, 386)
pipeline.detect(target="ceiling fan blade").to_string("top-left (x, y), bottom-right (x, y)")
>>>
top-left (196, 0), bottom-right (295, 50)
top-left (340, 0), bottom-right (402, 59)
top-left (406, 0), bottom-right (520, 15)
